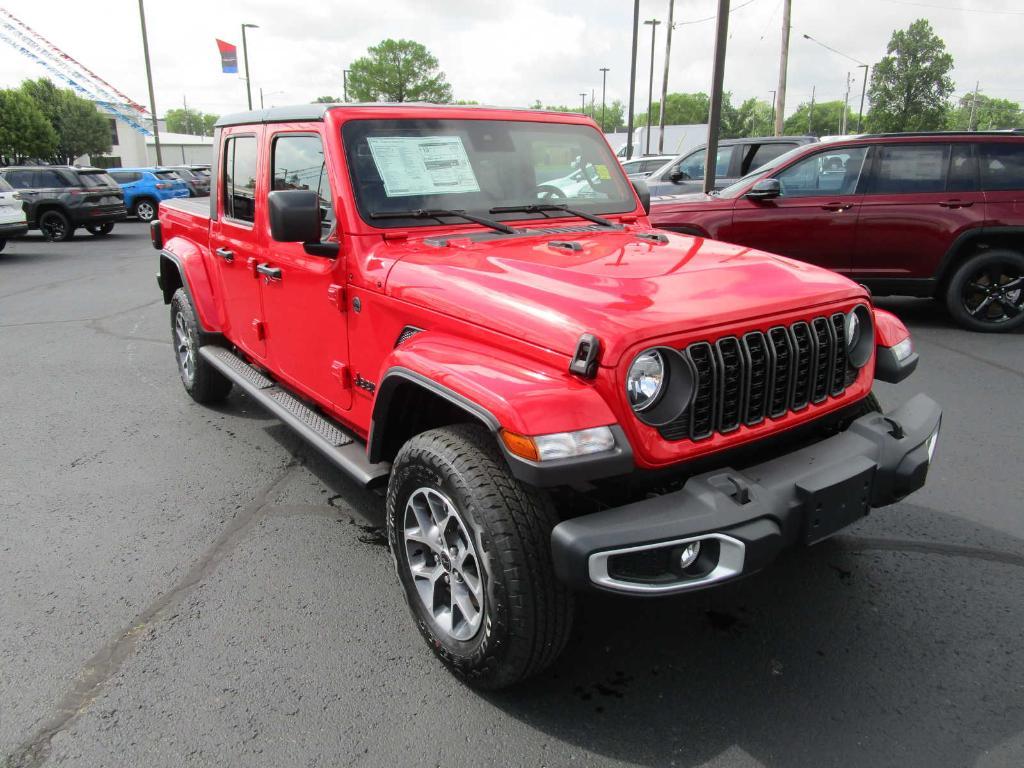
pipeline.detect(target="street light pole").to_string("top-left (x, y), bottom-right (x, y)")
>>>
top-left (137, 0), bottom-right (162, 165)
top-left (241, 23), bottom-right (259, 110)
top-left (599, 67), bottom-right (610, 131)
top-left (856, 64), bottom-right (869, 132)
top-left (643, 18), bottom-right (661, 156)
top-left (580, 92), bottom-right (588, 115)
top-left (658, 0), bottom-right (675, 154)
top-left (625, 0), bottom-right (640, 160)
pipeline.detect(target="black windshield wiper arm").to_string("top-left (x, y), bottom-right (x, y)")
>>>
top-left (368, 208), bottom-right (516, 235)
top-left (487, 203), bottom-right (617, 228)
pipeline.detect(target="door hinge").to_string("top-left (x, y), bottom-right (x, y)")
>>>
top-left (327, 283), bottom-right (347, 312)
top-left (331, 360), bottom-right (351, 389)
top-left (251, 319), bottom-right (265, 340)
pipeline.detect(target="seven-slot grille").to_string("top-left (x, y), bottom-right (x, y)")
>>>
top-left (658, 313), bottom-right (851, 442)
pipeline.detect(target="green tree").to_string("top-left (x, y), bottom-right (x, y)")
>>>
top-left (0, 88), bottom-right (57, 163)
top-left (21, 78), bottom-right (111, 162)
top-left (725, 97), bottom-right (774, 138)
top-left (947, 93), bottom-right (1023, 130)
top-left (531, 99), bottom-right (624, 131)
top-left (784, 100), bottom-right (855, 136)
top-left (312, 95), bottom-right (340, 103)
top-left (866, 19), bottom-right (954, 132)
top-left (165, 108), bottom-right (219, 136)
top-left (347, 39), bottom-right (452, 103)
top-left (638, 92), bottom-right (711, 127)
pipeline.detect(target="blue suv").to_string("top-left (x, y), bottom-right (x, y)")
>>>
top-left (108, 168), bottom-right (189, 223)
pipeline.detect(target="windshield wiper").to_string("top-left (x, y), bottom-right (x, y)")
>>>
top-left (368, 208), bottom-right (516, 235)
top-left (488, 203), bottom-right (617, 228)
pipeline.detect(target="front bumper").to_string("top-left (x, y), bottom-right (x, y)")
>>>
top-left (0, 220), bottom-right (28, 237)
top-left (551, 394), bottom-right (941, 595)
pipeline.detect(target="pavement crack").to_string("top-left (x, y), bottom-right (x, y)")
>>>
top-left (3, 462), bottom-right (301, 768)
top-left (837, 535), bottom-right (1024, 568)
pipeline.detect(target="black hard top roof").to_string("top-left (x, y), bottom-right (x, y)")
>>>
top-left (214, 102), bottom-right (585, 128)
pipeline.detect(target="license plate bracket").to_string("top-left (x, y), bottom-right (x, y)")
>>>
top-left (796, 456), bottom-right (877, 545)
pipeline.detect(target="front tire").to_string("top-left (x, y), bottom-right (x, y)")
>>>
top-left (0, 238), bottom-right (6, 252)
top-left (133, 198), bottom-right (157, 223)
top-left (86, 223), bottom-right (114, 236)
top-left (386, 424), bottom-right (573, 689)
top-left (945, 249), bottom-right (1024, 332)
top-left (39, 210), bottom-right (73, 242)
top-left (170, 288), bottom-right (232, 404)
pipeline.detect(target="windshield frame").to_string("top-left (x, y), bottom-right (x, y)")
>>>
top-left (341, 117), bottom-right (638, 230)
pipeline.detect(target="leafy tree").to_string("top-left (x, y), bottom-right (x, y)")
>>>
top-left (21, 78), bottom-right (111, 162)
top-left (312, 95), bottom-right (340, 104)
top-left (866, 19), bottom-right (954, 132)
top-left (165, 108), bottom-right (219, 136)
top-left (638, 92), bottom-right (711, 127)
top-left (947, 93), bottom-right (1023, 130)
top-left (531, 99), bottom-right (624, 131)
top-left (0, 88), bottom-right (57, 163)
top-left (784, 100), bottom-right (856, 136)
top-left (347, 39), bottom-right (452, 103)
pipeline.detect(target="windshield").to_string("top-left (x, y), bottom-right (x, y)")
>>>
top-left (78, 171), bottom-right (118, 188)
top-left (717, 145), bottom-right (809, 198)
top-left (342, 119), bottom-right (636, 228)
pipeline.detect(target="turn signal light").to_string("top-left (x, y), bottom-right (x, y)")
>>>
top-left (500, 430), bottom-right (539, 461)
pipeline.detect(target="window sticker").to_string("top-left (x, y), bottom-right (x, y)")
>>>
top-left (367, 135), bottom-right (480, 197)
top-left (594, 164), bottom-right (611, 180)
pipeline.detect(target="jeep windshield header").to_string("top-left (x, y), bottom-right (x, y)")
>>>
top-left (342, 119), bottom-right (636, 228)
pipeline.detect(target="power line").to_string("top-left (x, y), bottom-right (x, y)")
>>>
top-left (879, 0), bottom-right (1024, 13)
top-left (674, 0), bottom-right (760, 27)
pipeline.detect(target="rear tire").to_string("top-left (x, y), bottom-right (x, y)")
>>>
top-left (133, 198), bottom-right (157, 223)
top-left (0, 239), bottom-right (6, 252)
top-left (86, 223), bottom-right (114, 236)
top-left (945, 249), bottom-right (1024, 332)
top-left (386, 424), bottom-right (573, 689)
top-left (39, 210), bottom-right (73, 242)
top-left (170, 288), bottom-right (232, 404)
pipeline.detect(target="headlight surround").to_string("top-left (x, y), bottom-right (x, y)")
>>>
top-left (845, 304), bottom-right (875, 368)
top-left (626, 347), bottom-right (697, 427)
top-left (626, 350), bottom-right (667, 412)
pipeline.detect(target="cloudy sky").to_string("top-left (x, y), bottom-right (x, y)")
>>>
top-left (1, 0), bottom-right (1022, 122)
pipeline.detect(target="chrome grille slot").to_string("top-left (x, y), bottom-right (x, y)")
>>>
top-left (657, 313), bottom-right (851, 442)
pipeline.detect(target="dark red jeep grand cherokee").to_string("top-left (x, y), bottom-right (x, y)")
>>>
top-left (650, 132), bottom-right (1024, 332)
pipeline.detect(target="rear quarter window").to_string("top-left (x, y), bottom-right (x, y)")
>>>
top-left (155, 171), bottom-right (181, 180)
top-left (78, 172), bottom-right (118, 188)
top-left (979, 143), bottom-right (1024, 191)
top-left (748, 142), bottom-right (796, 172)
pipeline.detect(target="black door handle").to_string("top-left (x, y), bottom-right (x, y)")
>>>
top-left (215, 247), bottom-right (234, 262)
top-left (820, 202), bottom-right (853, 212)
top-left (256, 263), bottom-right (282, 280)
top-left (938, 200), bottom-right (973, 209)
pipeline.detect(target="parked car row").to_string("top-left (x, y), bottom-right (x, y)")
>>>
top-left (649, 131), bottom-right (1024, 332)
top-left (107, 168), bottom-right (190, 223)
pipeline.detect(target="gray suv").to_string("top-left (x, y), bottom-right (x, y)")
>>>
top-left (646, 136), bottom-right (818, 197)
top-left (0, 166), bottom-right (126, 241)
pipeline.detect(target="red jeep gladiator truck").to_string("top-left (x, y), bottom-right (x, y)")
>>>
top-left (154, 104), bottom-right (941, 688)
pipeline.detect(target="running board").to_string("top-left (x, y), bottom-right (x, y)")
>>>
top-left (200, 346), bottom-right (390, 487)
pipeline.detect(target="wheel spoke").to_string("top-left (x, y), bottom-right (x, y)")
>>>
top-left (969, 295), bottom-right (995, 317)
top-left (451, 580), bottom-right (480, 630)
top-left (1001, 276), bottom-right (1023, 292)
top-left (996, 296), bottom-right (1022, 316)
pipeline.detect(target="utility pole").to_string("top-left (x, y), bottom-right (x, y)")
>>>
top-left (643, 18), bottom-right (661, 156)
top-left (591, 89), bottom-right (596, 119)
top-left (580, 92), bottom-right (588, 115)
top-left (856, 64), bottom-right (869, 132)
top-left (259, 87), bottom-right (264, 110)
top-left (807, 85), bottom-right (815, 134)
top-left (658, 0), bottom-right (675, 154)
top-left (625, 0), bottom-right (640, 160)
top-left (705, 0), bottom-right (730, 193)
top-left (343, 69), bottom-right (350, 102)
top-left (137, 0), bottom-right (161, 165)
top-left (599, 67), bottom-right (610, 131)
top-left (841, 71), bottom-right (851, 134)
top-left (774, 0), bottom-right (791, 135)
top-left (969, 80), bottom-right (980, 130)
top-left (182, 95), bottom-right (189, 135)
top-left (241, 23), bottom-right (259, 110)
top-left (768, 89), bottom-right (776, 133)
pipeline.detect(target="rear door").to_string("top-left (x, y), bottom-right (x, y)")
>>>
top-left (852, 142), bottom-right (986, 280)
top-left (0, 175), bottom-right (23, 223)
top-left (726, 144), bottom-right (868, 273)
top-left (978, 141), bottom-right (1024, 225)
top-left (210, 129), bottom-right (268, 359)
top-left (258, 128), bottom-right (351, 409)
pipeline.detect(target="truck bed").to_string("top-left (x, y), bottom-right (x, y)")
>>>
top-left (160, 197), bottom-right (210, 218)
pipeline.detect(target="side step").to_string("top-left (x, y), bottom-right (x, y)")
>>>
top-left (200, 346), bottom-right (390, 487)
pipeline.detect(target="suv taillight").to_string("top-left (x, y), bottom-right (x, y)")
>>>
top-left (155, 183), bottom-right (173, 190)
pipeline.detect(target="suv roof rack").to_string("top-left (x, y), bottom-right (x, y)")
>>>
top-left (857, 130), bottom-right (1024, 139)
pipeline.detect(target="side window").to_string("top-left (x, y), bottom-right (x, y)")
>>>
top-left (979, 143), bottom-right (1024, 192)
top-left (775, 147), bottom-right (868, 198)
top-left (272, 134), bottom-right (334, 229)
top-left (109, 172), bottom-right (129, 184)
top-left (869, 144), bottom-right (949, 194)
top-left (676, 146), bottom-right (733, 180)
top-left (223, 135), bottom-right (258, 223)
top-left (36, 170), bottom-right (68, 188)
top-left (4, 170), bottom-right (33, 188)
top-left (947, 144), bottom-right (977, 192)
top-left (747, 142), bottom-right (794, 172)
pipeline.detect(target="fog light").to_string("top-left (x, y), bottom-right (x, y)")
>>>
top-left (891, 337), bottom-right (914, 363)
top-left (679, 541), bottom-right (701, 569)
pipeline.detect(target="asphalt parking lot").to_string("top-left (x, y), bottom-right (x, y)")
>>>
top-left (2, 222), bottom-right (1023, 768)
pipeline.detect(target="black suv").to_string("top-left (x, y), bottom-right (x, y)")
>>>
top-left (646, 135), bottom-right (819, 197)
top-left (164, 165), bottom-right (211, 197)
top-left (0, 166), bottom-right (127, 241)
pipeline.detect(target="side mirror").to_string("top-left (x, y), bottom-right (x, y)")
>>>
top-left (632, 178), bottom-right (650, 214)
top-left (745, 178), bottom-right (782, 200)
top-left (268, 189), bottom-right (337, 256)
top-left (669, 170), bottom-right (689, 183)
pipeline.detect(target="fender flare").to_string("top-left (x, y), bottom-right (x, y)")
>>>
top-left (158, 241), bottom-right (223, 333)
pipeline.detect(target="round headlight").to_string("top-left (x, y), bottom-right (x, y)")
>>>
top-left (845, 304), bottom-right (874, 368)
top-left (627, 350), bottom-right (666, 412)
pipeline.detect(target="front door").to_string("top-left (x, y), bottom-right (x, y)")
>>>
top-left (853, 142), bottom-right (986, 280)
top-left (726, 145), bottom-right (869, 274)
top-left (210, 129), bottom-right (267, 359)
top-left (258, 129), bottom-right (351, 410)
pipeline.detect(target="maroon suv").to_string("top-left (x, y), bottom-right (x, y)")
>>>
top-left (650, 132), bottom-right (1024, 332)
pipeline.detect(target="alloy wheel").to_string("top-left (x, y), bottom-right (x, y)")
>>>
top-left (136, 201), bottom-right (155, 222)
top-left (403, 487), bottom-right (484, 642)
top-left (962, 263), bottom-right (1024, 326)
top-left (40, 214), bottom-right (66, 241)
top-left (174, 311), bottom-right (194, 384)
